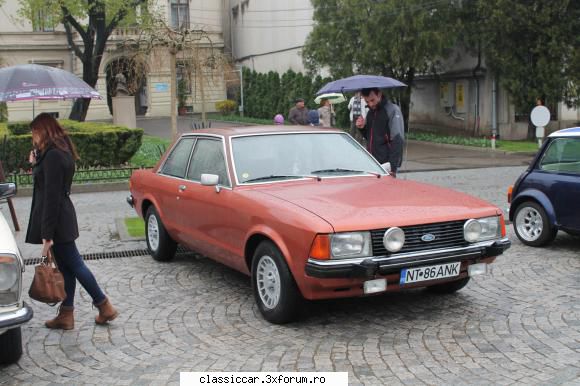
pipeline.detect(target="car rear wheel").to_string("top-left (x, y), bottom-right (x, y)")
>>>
top-left (251, 241), bottom-right (302, 324)
top-left (145, 206), bottom-right (177, 261)
top-left (514, 201), bottom-right (557, 247)
top-left (0, 327), bottom-right (23, 364)
top-left (427, 277), bottom-right (470, 294)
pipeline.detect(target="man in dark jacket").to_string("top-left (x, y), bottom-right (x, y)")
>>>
top-left (356, 88), bottom-right (404, 176)
top-left (288, 98), bottom-right (309, 125)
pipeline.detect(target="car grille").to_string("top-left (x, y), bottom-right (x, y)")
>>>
top-left (371, 220), bottom-right (469, 255)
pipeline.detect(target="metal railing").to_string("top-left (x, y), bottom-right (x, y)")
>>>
top-left (7, 167), bottom-right (144, 188)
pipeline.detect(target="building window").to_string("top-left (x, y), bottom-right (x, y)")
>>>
top-left (170, 0), bottom-right (189, 29)
top-left (33, 9), bottom-right (55, 32)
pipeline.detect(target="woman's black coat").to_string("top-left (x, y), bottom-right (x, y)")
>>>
top-left (25, 146), bottom-right (79, 244)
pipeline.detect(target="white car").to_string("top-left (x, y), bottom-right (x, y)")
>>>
top-left (0, 183), bottom-right (33, 364)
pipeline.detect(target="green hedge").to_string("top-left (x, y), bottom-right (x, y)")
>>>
top-left (239, 68), bottom-right (350, 129)
top-left (7, 121), bottom-right (31, 135)
top-left (0, 121), bottom-right (143, 173)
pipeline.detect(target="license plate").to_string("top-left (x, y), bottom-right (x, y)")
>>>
top-left (400, 262), bottom-right (461, 284)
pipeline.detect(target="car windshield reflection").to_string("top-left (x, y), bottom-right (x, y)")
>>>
top-left (231, 132), bottom-right (385, 184)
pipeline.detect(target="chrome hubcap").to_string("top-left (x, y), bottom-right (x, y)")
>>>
top-left (516, 206), bottom-right (543, 241)
top-left (256, 255), bottom-right (281, 309)
top-left (147, 214), bottom-right (160, 251)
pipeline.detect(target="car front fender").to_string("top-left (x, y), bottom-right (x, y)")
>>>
top-left (510, 188), bottom-right (556, 225)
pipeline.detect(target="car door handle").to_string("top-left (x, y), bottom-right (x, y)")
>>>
top-left (178, 185), bottom-right (186, 191)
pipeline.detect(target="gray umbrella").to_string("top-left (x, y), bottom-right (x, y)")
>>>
top-left (0, 64), bottom-right (101, 101)
top-left (316, 74), bottom-right (406, 95)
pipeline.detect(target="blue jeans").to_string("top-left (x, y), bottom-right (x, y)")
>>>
top-left (52, 241), bottom-right (106, 307)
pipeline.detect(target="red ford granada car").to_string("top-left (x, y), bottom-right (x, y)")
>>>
top-left (128, 126), bottom-right (510, 324)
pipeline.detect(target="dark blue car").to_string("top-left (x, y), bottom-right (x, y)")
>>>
top-left (508, 127), bottom-right (580, 246)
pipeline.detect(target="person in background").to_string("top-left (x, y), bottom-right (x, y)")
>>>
top-left (26, 113), bottom-right (119, 330)
top-left (348, 91), bottom-right (368, 144)
top-left (318, 98), bottom-right (335, 127)
top-left (288, 98), bottom-right (309, 125)
top-left (308, 109), bottom-right (320, 126)
top-left (274, 114), bottom-right (284, 125)
top-left (356, 88), bottom-right (404, 176)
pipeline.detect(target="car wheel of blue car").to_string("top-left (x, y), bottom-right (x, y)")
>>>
top-left (0, 327), bottom-right (22, 364)
top-left (514, 201), bottom-right (557, 247)
top-left (145, 206), bottom-right (177, 261)
top-left (251, 241), bottom-right (302, 324)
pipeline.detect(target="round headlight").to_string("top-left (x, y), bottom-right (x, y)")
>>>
top-left (464, 219), bottom-right (482, 242)
top-left (383, 227), bottom-right (405, 252)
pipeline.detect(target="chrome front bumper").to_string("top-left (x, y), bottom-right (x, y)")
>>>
top-left (305, 238), bottom-right (511, 279)
top-left (0, 302), bottom-right (33, 334)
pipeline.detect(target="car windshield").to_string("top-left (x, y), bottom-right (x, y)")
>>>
top-left (231, 132), bottom-right (386, 184)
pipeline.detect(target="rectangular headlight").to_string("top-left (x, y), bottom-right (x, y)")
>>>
top-left (477, 216), bottom-right (501, 241)
top-left (330, 232), bottom-right (372, 259)
top-left (0, 254), bottom-right (20, 304)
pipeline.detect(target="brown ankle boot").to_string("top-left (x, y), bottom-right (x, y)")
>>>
top-left (45, 305), bottom-right (74, 330)
top-left (95, 297), bottom-right (119, 325)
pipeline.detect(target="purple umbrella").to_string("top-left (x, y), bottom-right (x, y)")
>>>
top-left (316, 74), bottom-right (406, 95)
top-left (0, 64), bottom-right (101, 101)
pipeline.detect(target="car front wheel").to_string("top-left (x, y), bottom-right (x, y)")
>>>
top-left (145, 206), bottom-right (177, 261)
top-left (514, 201), bottom-right (557, 247)
top-left (0, 327), bottom-right (23, 364)
top-left (251, 241), bottom-right (302, 324)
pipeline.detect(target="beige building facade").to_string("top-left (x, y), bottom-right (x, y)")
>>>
top-left (0, 0), bottom-right (227, 122)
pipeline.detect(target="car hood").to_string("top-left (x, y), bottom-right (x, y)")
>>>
top-left (253, 176), bottom-right (500, 232)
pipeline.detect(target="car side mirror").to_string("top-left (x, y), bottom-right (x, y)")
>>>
top-left (201, 174), bottom-right (221, 193)
top-left (0, 183), bottom-right (16, 200)
top-left (381, 162), bottom-right (392, 174)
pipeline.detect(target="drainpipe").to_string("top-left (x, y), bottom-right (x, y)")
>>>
top-left (491, 76), bottom-right (498, 149)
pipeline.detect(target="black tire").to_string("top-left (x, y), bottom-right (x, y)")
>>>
top-left (145, 206), bottom-right (177, 261)
top-left (427, 277), bottom-right (471, 294)
top-left (251, 241), bottom-right (303, 324)
top-left (0, 327), bottom-right (23, 364)
top-left (513, 201), bottom-right (557, 247)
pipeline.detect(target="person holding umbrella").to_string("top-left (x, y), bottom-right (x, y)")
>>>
top-left (26, 113), bottom-right (119, 330)
top-left (317, 98), bottom-right (335, 127)
top-left (355, 87), bottom-right (404, 176)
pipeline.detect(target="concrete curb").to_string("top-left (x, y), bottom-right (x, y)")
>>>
top-left (407, 139), bottom-right (538, 156)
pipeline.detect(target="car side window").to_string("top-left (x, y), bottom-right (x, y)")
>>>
top-left (186, 138), bottom-right (230, 186)
top-left (160, 138), bottom-right (195, 178)
top-left (539, 138), bottom-right (580, 174)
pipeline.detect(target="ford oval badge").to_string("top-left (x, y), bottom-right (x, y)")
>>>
top-left (421, 233), bottom-right (436, 242)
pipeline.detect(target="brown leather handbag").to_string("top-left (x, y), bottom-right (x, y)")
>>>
top-left (28, 250), bottom-right (66, 304)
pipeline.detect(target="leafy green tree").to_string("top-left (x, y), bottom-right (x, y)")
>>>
top-left (17, 0), bottom-right (148, 121)
top-left (467, 0), bottom-right (580, 138)
top-left (303, 0), bottom-right (461, 129)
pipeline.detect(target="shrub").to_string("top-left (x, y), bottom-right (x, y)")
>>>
top-left (7, 121), bottom-right (31, 135)
top-left (0, 120), bottom-right (143, 173)
top-left (215, 99), bottom-right (237, 115)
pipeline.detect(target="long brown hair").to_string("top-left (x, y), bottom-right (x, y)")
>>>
top-left (30, 113), bottom-right (79, 160)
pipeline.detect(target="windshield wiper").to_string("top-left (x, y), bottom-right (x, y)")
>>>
top-left (244, 174), bottom-right (321, 183)
top-left (310, 168), bottom-right (382, 178)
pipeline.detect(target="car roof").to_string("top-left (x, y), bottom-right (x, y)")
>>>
top-left (548, 127), bottom-right (580, 138)
top-left (181, 125), bottom-right (343, 139)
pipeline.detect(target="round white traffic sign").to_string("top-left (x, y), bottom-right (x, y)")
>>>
top-left (530, 106), bottom-right (550, 127)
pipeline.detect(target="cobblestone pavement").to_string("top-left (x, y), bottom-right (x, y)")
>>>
top-left (1, 167), bottom-right (579, 385)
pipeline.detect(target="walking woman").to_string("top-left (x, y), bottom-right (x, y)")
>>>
top-left (26, 113), bottom-right (118, 330)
